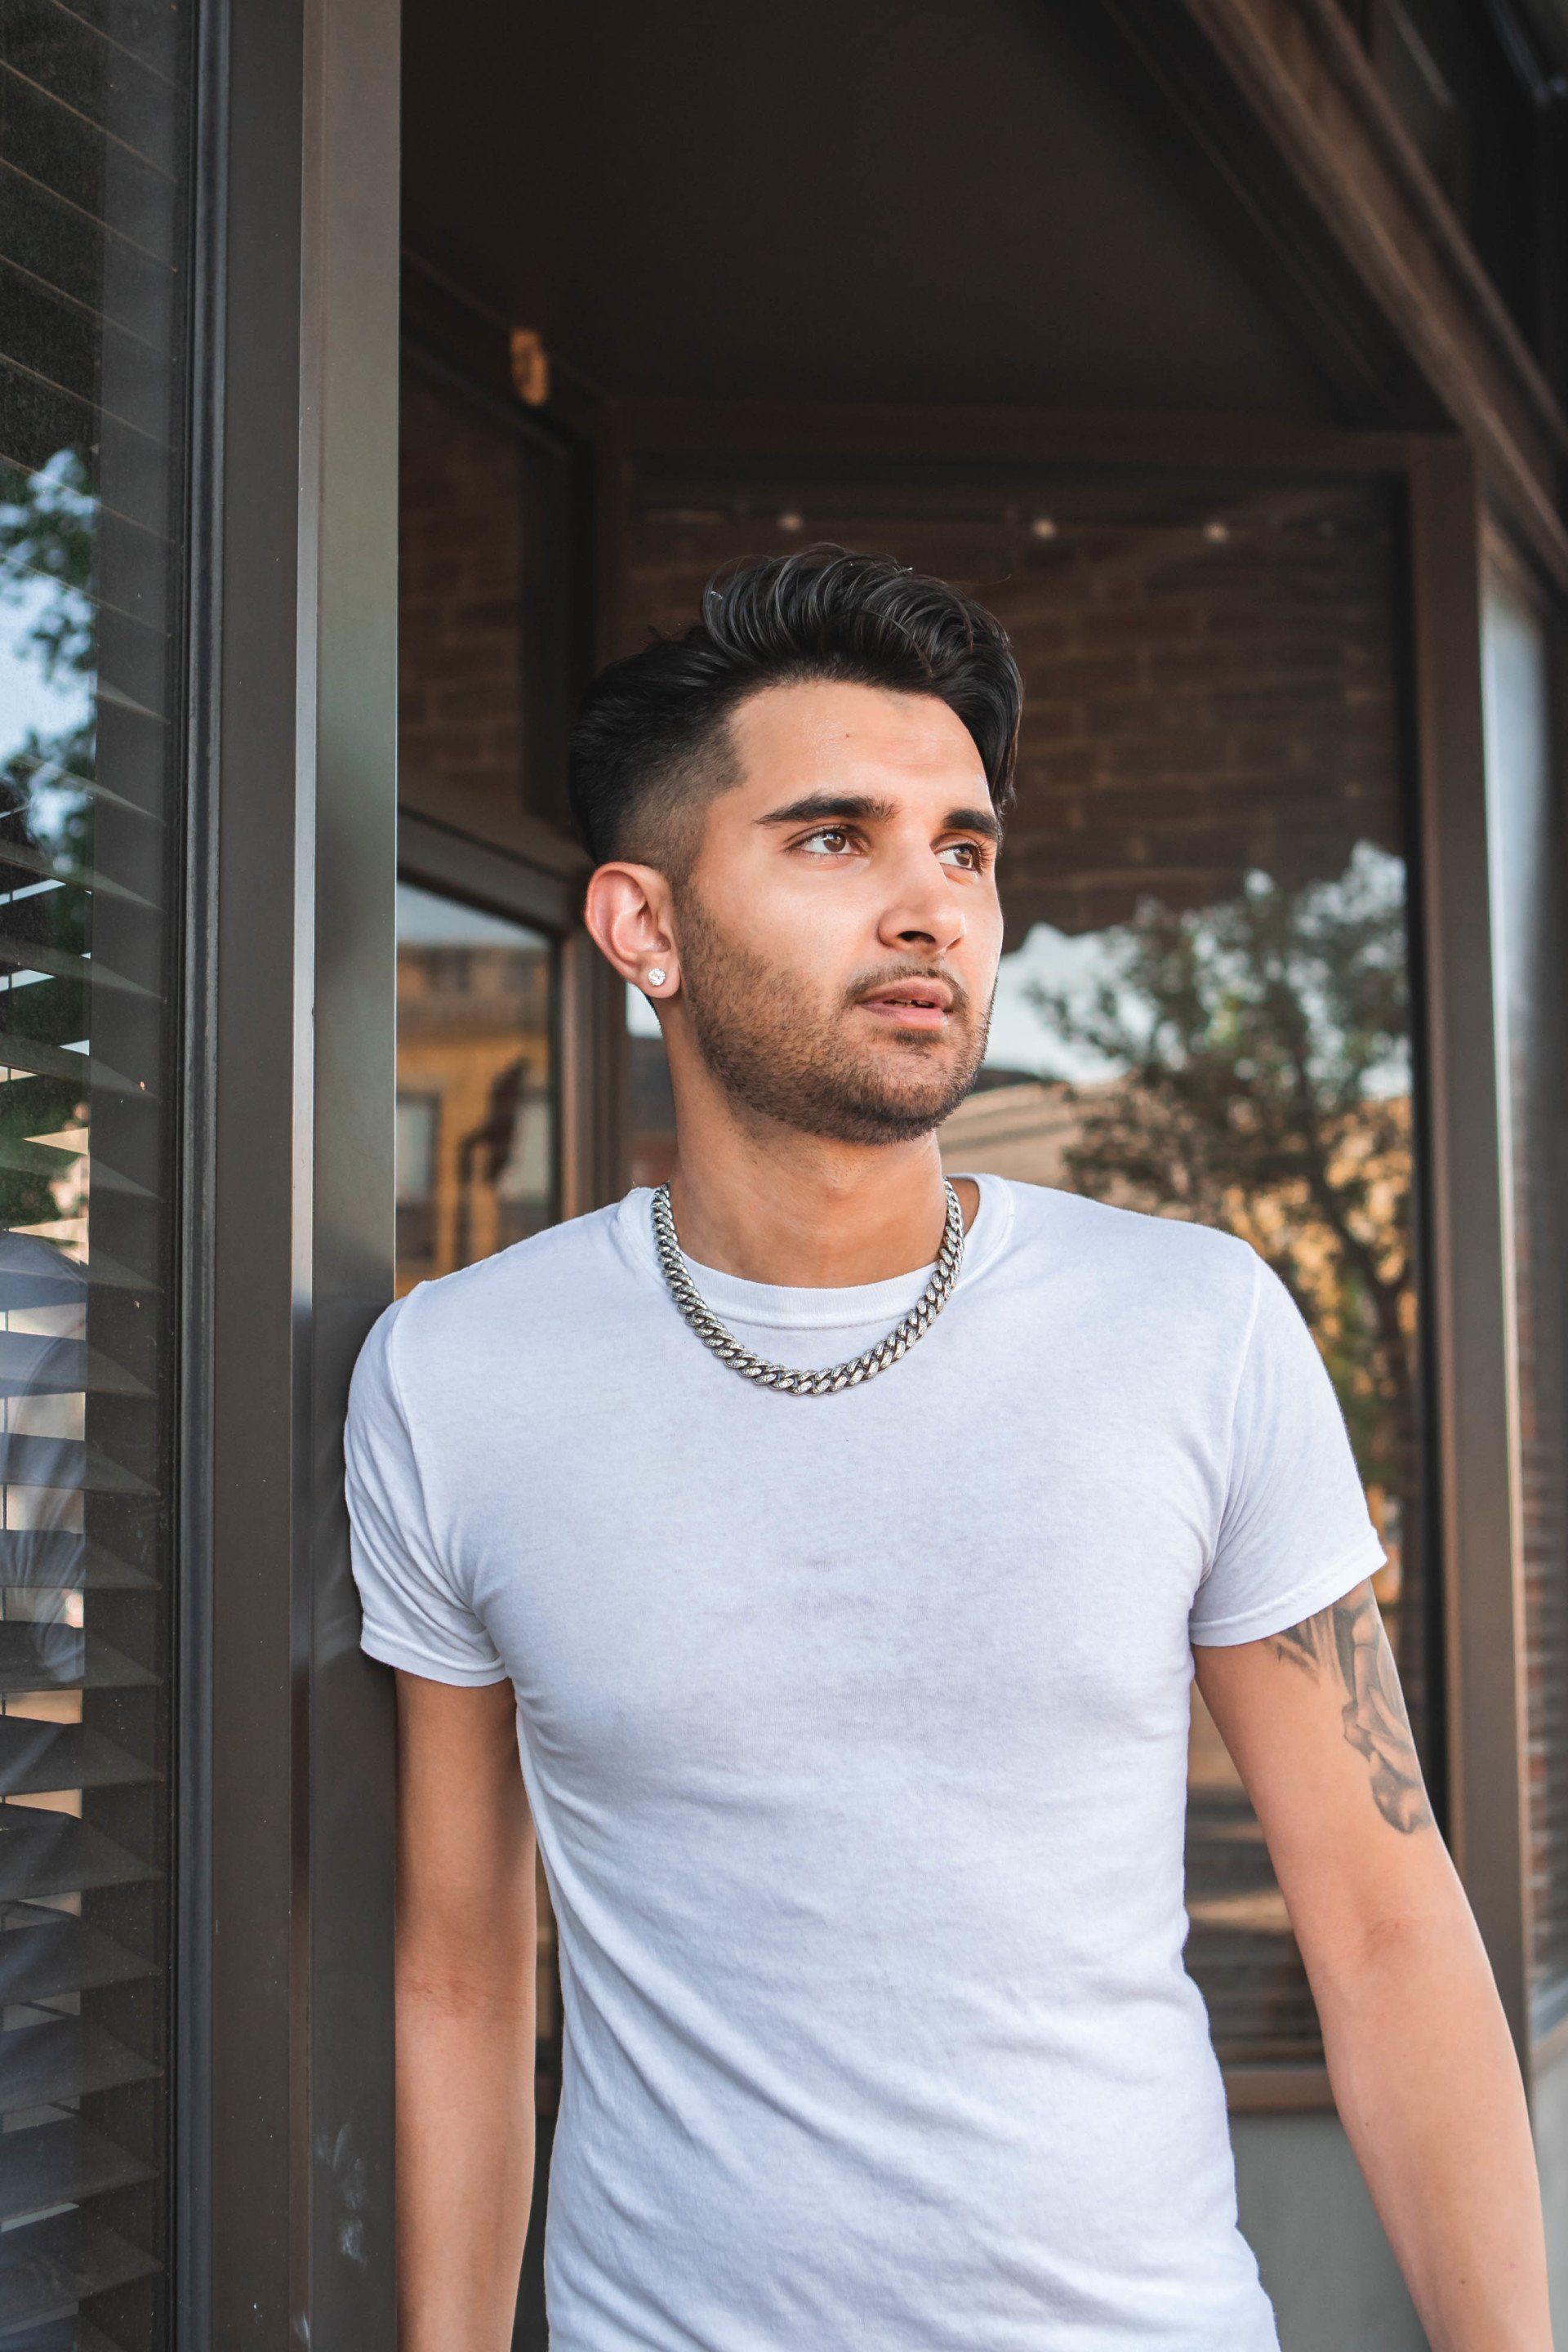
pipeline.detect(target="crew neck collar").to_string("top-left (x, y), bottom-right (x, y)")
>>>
top-left (613, 1170), bottom-right (1013, 1332)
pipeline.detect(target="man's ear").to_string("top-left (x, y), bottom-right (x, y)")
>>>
top-left (582, 861), bottom-right (681, 1003)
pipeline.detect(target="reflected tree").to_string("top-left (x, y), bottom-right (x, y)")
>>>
top-left (0, 452), bottom-right (97, 1232)
top-left (1028, 846), bottom-right (1415, 1514)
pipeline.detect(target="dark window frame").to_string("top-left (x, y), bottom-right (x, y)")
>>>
top-left (181, 0), bottom-right (403, 2343)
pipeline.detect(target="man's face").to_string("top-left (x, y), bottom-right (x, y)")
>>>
top-left (670, 679), bottom-right (1005, 1145)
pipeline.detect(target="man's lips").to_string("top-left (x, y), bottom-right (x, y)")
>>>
top-left (855, 979), bottom-right (955, 1030)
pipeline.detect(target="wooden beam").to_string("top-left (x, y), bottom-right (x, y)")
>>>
top-left (619, 394), bottom-right (1420, 473)
top-left (1159, 0), bottom-right (1568, 585)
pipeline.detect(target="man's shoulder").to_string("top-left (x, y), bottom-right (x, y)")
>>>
top-left (989, 1177), bottom-right (1259, 1313)
top-left (388, 1200), bottom-right (628, 1356)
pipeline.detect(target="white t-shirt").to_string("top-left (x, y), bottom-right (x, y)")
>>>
top-left (344, 1174), bottom-right (1385, 2352)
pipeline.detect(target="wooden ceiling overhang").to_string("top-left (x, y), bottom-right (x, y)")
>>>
top-left (1089, 0), bottom-right (1568, 584)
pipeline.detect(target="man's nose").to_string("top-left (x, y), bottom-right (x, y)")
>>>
top-left (875, 853), bottom-right (966, 955)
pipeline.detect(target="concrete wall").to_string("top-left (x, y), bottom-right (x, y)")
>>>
top-left (1236, 2051), bottom-right (1567, 2350)
top-left (1232, 2114), bottom-right (1427, 2351)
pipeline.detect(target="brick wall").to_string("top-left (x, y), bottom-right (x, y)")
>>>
top-left (617, 474), bottom-right (1403, 945)
top-left (399, 368), bottom-right (527, 834)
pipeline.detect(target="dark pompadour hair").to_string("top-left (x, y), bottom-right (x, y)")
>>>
top-left (567, 546), bottom-right (1022, 871)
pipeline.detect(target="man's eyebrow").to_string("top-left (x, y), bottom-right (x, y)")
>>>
top-left (945, 804), bottom-right (1002, 843)
top-left (756, 792), bottom-right (897, 828)
top-left (756, 791), bottom-right (1000, 841)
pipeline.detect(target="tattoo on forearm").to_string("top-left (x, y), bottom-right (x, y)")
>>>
top-left (1267, 1586), bottom-right (1433, 1834)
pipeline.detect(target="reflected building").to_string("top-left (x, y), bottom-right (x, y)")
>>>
top-left (394, 893), bottom-right (556, 1291)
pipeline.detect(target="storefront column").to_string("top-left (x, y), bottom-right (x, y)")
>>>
top-left (190, 0), bottom-right (402, 2341)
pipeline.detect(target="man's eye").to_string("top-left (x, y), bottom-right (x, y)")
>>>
top-left (800, 826), bottom-right (856, 855)
top-left (938, 840), bottom-right (985, 870)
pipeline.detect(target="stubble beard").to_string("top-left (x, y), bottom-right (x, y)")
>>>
top-left (673, 886), bottom-right (991, 1146)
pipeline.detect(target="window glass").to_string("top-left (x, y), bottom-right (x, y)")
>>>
top-left (399, 361), bottom-right (579, 843)
top-left (1481, 563), bottom-right (1568, 2019)
top-left (395, 884), bottom-right (558, 1291)
top-left (0, 0), bottom-right (195, 2337)
top-left (620, 466), bottom-right (1424, 2076)
top-left (955, 848), bottom-right (1415, 2065)
top-left (393, 872), bottom-right (564, 2333)
top-left (627, 985), bottom-right (676, 1191)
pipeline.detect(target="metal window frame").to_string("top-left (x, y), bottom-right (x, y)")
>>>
top-left (1471, 511), bottom-right (1568, 2056)
top-left (179, 0), bottom-right (403, 2342)
top-left (1405, 439), bottom-right (1530, 2062)
top-left (394, 294), bottom-right (630, 1218)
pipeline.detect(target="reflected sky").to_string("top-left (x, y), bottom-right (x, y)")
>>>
top-left (1, 573), bottom-right (91, 761)
top-left (397, 877), bottom-right (547, 951)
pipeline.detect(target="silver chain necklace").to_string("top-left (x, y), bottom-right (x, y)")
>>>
top-left (650, 1181), bottom-right (966, 1396)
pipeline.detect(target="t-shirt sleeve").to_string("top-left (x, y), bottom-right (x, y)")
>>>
top-left (342, 1294), bottom-right (509, 1686)
top-left (1188, 1254), bottom-right (1388, 1648)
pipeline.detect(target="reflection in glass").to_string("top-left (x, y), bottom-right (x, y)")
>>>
top-left (626, 986), bottom-right (676, 1191)
top-left (620, 470), bottom-right (1423, 2074)
top-left (394, 879), bottom-right (564, 2176)
top-left (949, 848), bottom-right (1416, 2060)
top-left (1481, 570), bottom-right (1568, 2016)
top-left (395, 884), bottom-right (557, 1292)
top-left (0, 0), bottom-right (193, 2336)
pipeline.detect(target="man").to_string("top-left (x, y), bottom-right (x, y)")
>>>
top-left (345, 549), bottom-right (1551, 2352)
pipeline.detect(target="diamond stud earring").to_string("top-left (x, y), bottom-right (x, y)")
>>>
top-left (646, 967), bottom-right (666, 988)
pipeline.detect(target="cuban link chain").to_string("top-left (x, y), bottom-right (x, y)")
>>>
top-left (650, 1179), bottom-right (965, 1396)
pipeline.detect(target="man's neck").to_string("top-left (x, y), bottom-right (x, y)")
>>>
top-left (663, 1122), bottom-right (978, 1288)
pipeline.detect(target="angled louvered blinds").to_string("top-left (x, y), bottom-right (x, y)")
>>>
top-left (0, 0), bottom-right (194, 2342)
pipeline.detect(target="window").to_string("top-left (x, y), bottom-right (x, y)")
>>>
top-left (395, 884), bottom-right (558, 1290)
top-left (399, 358), bottom-right (582, 845)
top-left (619, 461), bottom-right (1428, 2082)
top-left (0, 0), bottom-right (195, 2336)
top-left (1481, 553), bottom-right (1568, 2026)
top-left (394, 868), bottom-right (565, 2336)
top-left (626, 985), bottom-right (675, 1192)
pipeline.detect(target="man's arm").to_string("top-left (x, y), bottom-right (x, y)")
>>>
top-left (1195, 1580), bottom-right (1552, 2352)
top-left (395, 1669), bottom-right (537, 2352)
